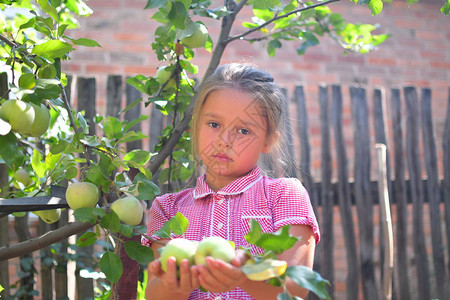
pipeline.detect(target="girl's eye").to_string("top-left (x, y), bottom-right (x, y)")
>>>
top-left (238, 128), bottom-right (251, 135)
top-left (208, 122), bottom-right (219, 129)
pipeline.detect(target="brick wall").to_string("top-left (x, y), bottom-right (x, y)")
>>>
top-left (62, 0), bottom-right (449, 179)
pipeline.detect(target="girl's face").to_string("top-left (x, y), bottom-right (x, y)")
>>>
top-left (197, 88), bottom-right (275, 191)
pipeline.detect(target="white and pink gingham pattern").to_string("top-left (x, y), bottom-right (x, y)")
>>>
top-left (143, 167), bottom-right (320, 300)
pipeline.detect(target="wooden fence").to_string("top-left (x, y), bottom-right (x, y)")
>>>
top-left (1, 74), bottom-right (449, 300)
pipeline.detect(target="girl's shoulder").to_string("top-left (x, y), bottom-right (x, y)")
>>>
top-left (154, 187), bottom-right (195, 203)
top-left (261, 175), bottom-right (305, 191)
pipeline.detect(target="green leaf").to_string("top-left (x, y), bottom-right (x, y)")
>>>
top-left (100, 210), bottom-right (121, 233)
top-left (73, 207), bottom-right (105, 224)
top-left (286, 265), bottom-right (330, 299)
top-left (154, 212), bottom-right (189, 238)
top-left (124, 240), bottom-right (155, 264)
top-left (123, 149), bottom-right (151, 166)
top-left (406, 0), bottom-right (418, 5)
top-left (119, 223), bottom-right (134, 237)
top-left (32, 40), bottom-right (74, 59)
top-left (69, 37), bottom-right (102, 47)
top-left (38, 0), bottom-right (59, 21)
top-left (441, 0), bottom-right (450, 15)
top-left (277, 292), bottom-right (291, 300)
top-left (32, 149), bottom-right (46, 178)
top-left (76, 231), bottom-right (97, 247)
top-left (368, 0), bottom-right (383, 15)
top-left (0, 133), bottom-right (24, 169)
top-left (168, 2), bottom-right (188, 29)
top-left (133, 172), bottom-right (161, 201)
top-left (244, 219), bottom-right (264, 245)
top-left (100, 251), bottom-right (123, 283)
top-left (144, 0), bottom-right (167, 9)
top-left (103, 116), bottom-right (123, 139)
top-left (255, 226), bottom-right (299, 253)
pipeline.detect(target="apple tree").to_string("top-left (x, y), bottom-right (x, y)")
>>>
top-left (0, 0), bottom-right (448, 298)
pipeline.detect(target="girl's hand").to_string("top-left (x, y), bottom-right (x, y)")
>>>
top-left (148, 257), bottom-right (200, 294)
top-left (193, 250), bottom-right (250, 293)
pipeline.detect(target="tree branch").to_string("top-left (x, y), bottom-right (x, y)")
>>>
top-left (0, 221), bottom-right (93, 261)
top-left (149, 0), bottom-right (240, 174)
top-left (225, 0), bottom-right (341, 43)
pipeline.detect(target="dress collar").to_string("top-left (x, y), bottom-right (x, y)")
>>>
top-left (193, 167), bottom-right (263, 200)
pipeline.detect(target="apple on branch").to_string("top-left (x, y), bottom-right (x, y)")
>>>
top-left (24, 103), bottom-right (51, 137)
top-left (37, 208), bottom-right (62, 224)
top-left (65, 181), bottom-right (99, 210)
top-left (0, 99), bottom-right (35, 135)
top-left (110, 196), bottom-right (144, 226)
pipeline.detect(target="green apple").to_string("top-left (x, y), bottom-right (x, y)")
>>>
top-left (14, 169), bottom-right (32, 186)
top-left (160, 238), bottom-right (198, 273)
top-left (194, 236), bottom-right (236, 265)
top-left (155, 66), bottom-right (176, 89)
top-left (65, 181), bottom-right (99, 210)
top-left (37, 64), bottom-right (57, 79)
top-left (181, 23), bottom-right (208, 49)
top-left (110, 196), bottom-right (143, 226)
top-left (24, 103), bottom-right (51, 137)
top-left (38, 209), bottom-right (61, 224)
top-left (0, 99), bottom-right (35, 134)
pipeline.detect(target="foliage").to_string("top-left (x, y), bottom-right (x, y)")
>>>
top-left (0, 0), bottom-right (446, 298)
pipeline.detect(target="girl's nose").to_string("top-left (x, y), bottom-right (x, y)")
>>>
top-left (218, 128), bottom-right (235, 147)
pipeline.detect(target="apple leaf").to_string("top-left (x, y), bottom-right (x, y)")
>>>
top-left (0, 133), bottom-right (24, 169)
top-left (154, 212), bottom-right (189, 238)
top-left (285, 265), bottom-right (330, 300)
top-left (76, 231), bottom-right (97, 247)
top-left (100, 251), bottom-right (123, 283)
top-left (368, 0), bottom-right (383, 16)
top-left (32, 149), bottom-right (47, 178)
top-left (244, 219), bottom-right (264, 245)
top-left (119, 223), bottom-right (134, 237)
top-left (100, 210), bottom-right (121, 233)
top-left (124, 241), bottom-right (155, 265)
top-left (133, 172), bottom-right (161, 201)
top-left (442, 0), bottom-right (450, 15)
top-left (73, 207), bottom-right (105, 224)
top-left (245, 220), bottom-right (299, 254)
top-left (123, 149), bottom-right (151, 166)
top-left (31, 40), bottom-right (73, 59)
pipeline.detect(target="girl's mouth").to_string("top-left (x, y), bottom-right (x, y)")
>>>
top-left (213, 153), bottom-right (232, 162)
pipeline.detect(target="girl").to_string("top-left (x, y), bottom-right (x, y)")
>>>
top-left (143, 63), bottom-right (320, 299)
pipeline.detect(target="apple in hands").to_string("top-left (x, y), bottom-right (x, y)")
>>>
top-left (110, 196), bottom-right (143, 226)
top-left (194, 236), bottom-right (236, 266)
top-left (159, 238), bottom-right (198, 273)
top-left (65, 182), bottom-right (99, 210)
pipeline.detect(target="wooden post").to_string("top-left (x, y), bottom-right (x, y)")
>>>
top-left (350, 86), bottom-right (379, 300)
top-left (318, 84), bottom-right (334, 299)
top-left (444, 88), bottom-right (450, 280)
top-left (331, 85), bottom-right (359, 300)
top-left (404, 86), bottom-right (430, 300)
top-left (390, 88), bottom-right (410, 299)
top-left (125, 79), bottom-right (143, 151)
top-left (421, 88), bottom-right (447, 299)
top-left (376, 144), bottom-right (394, 300)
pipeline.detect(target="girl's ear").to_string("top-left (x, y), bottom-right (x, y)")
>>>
top-left (262, 131), bottom-right (280, 154)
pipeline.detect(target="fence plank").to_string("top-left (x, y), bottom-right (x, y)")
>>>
top-left (331, 85), bottom-right (359, 300)
top-left (125, 79), bottom-right (143, 151)
top-left (350, 87), bottom-right (379, 300)
top-left (15, 214), bottom-right (34, 300)
top-left (404, 86), bottom-right (430, 300)
top-left (444, 88), bottom-right (450, 278)
top-left (390, 88), bottom-right (410, 299)
top-left (421, 88), bottom-right (447, 298)
top-left (318, 85), bottom-right (334, 298)
top-left (106, 75), bottom-right (123, 117)
top-left (294, 86), bottom-right (320, 300)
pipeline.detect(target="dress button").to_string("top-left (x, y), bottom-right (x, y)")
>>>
top-left (217, 199), bottom-right (224, 205)
top-left (217, 222), bottom-right (224, 230)
top-left (214, 297), bottom-right (222, 300)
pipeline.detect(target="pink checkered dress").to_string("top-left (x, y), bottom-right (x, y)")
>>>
top-left (143, 167), bottom-right (320, 300)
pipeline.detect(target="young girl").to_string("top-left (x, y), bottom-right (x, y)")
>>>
top-left (143, 63), bottom-right (320, 299)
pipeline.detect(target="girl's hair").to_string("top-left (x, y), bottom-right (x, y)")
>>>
top-left (191, 63), bottom-right (292, 177)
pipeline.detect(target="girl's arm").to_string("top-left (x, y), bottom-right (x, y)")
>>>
top-left (195, 224), bottom-right (317, 299)
top-left (145, 239), bottom-right (200, 300)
